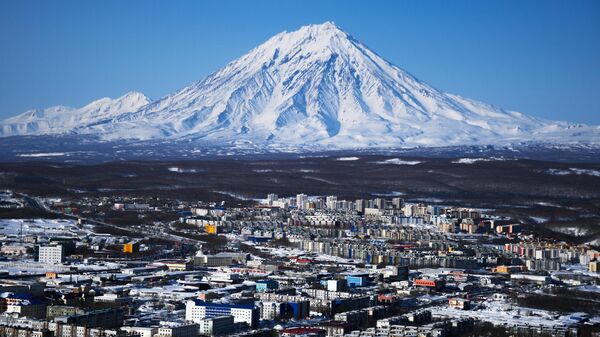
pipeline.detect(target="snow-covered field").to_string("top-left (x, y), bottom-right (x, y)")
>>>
top-left (372, 191), bottom-right (405, 197)
top-left (553, 264), bottom-right (600, 279)
top-left (545, 168), bottom-right (600, 177)
top-left (547, 226), bottom-right (591, 237)
top-left (374, 158), bottom-right (421, 165)
top-left (168, 167), bottom-right (202, 173)
top-left (432, 297), bottom-right (589, 329)
top-left (0, 260), bottom-right (122, 276)
top-left (17, 152), bottom-right (66, 157)
top-left (529, 216), bottom-right (549, 224)
top-left (452, 157), bottom-right (511, 164)
top-left (0, 219), bottom-right (80, 238)
top-left (251, 244), bottom-right (356, 264)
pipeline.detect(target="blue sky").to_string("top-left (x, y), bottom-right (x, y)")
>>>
top-left (1, 0), bottom-right (599, 123)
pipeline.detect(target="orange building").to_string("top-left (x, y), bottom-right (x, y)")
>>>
top-left (493, 265), bottom-right (526, 274)
top-left (414, 278), bottom-right (445, 290)
top-left (123, 242), bottom-right (140, 254)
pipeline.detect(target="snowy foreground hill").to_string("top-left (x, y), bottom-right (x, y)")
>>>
top-left (1, 22), bottom-right (599, 151)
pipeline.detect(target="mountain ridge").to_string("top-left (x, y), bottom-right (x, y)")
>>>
top-left (1, 91), bottom-right (150, 137)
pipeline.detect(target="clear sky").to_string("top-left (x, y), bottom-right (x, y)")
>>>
top-left (1, 0), bottom-right (599, 124)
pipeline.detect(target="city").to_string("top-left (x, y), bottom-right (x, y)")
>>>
top-left (0, 188), bottom-right (599, 336)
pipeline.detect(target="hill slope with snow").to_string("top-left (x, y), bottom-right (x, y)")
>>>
top-left (1, 22), bottom-right (598, 149)
top-left (0, 92), bottom-right (150, 137)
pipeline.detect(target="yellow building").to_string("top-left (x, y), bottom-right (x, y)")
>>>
top-left (589, 260), bottom-right (600, 273)
top-left (204, 224), bottom-right (219, 234)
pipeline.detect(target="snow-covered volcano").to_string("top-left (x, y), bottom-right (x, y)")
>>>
top-left (1, 22), bottom-right (598, 149)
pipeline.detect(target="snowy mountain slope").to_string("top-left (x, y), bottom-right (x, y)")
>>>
top-left (1, 22), bottom-right (598, 149)
top-left (0, 92), bottom-right (150, 137)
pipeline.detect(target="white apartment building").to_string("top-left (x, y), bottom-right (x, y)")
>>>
top-left (326, 195), bottom-right (337, 209)
top-left (296, 194), bottom-right (307, 210)
top-left (186, 300), bottom-right (258, 328)
top-left (38, 245), bottom-right (64, 264)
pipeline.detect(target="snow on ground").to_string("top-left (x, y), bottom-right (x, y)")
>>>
top-left (535, 201), bottom-right (561, 208)
top-left (413, 197), bottom-right (444, 203)
top-left (570, 168), bottom-right (600, 176)
top-left (17, 152), bottom-right (66, 157)
top-left (168, 167), bottom-right (201, 173)
top-left (548, 226), bottom-right (590, 237)
top-left (0, 260), bottom-right (122, 276)
top-left (0, 260), bottom-right (70, 275)
top-left (313, 253), bottom-right (356, 264)
top-left (432, 297), bottom-right (586, 329)
top-left (553, 264), bottom-right (600, 279)
top-left (529, 216), bottom-right (548, 224)
top-left (546, 168), bottom-right (600, 177)
top-left (256, 245), bottom-right (356, 264)
top-left (372, 191), bottom-right (405, 197)
top-left (336, 157), bottom-right (360, 161)
top-left (375, 158), bottom-right (421, 165)
top-left (0, 218), bottom-right (80, 237)
top-left (577, 285), bottom-right (600, 293)
top-left (587, 238), bottom-right (600, 246)
top-left (213, 191), bottom-right (255, 200)
top-left (261, 246), bottom-right (307, 257)
top-left (302, 176), bottom-right (339, 185)
top-left (452, 157), bottom-right (511, 164)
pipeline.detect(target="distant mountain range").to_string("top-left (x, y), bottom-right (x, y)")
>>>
top-left (1, 22), bottom-right (598, 151)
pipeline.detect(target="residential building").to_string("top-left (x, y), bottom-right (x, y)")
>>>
top-left (157, 323), bottom-right (198, 337)
top-left (197, 315), bottom-right (234, 336)
top-left (37, 244), bottom-right (64, 264)
top-left (345, 274), bottom-right (368, 288)
top-left (255, 280), bottom-right (279, 292)
top-left (186, 300), bottom-right (258, 328)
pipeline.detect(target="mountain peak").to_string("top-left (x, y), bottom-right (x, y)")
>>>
top-left (117, 91), bottom-right (151, 106)
top-left (312, 21), bottom-right (339, 29)
top-left (283, 21), bottom-right (350, 44)
top-left (81, 91), bottom-right (150, 113)
top-left (120, 91), bottom-right (149, 101)
top-left (299, 21), bottom-right (345, 35)
top-left (257, 22), bottom-right (352, 57)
